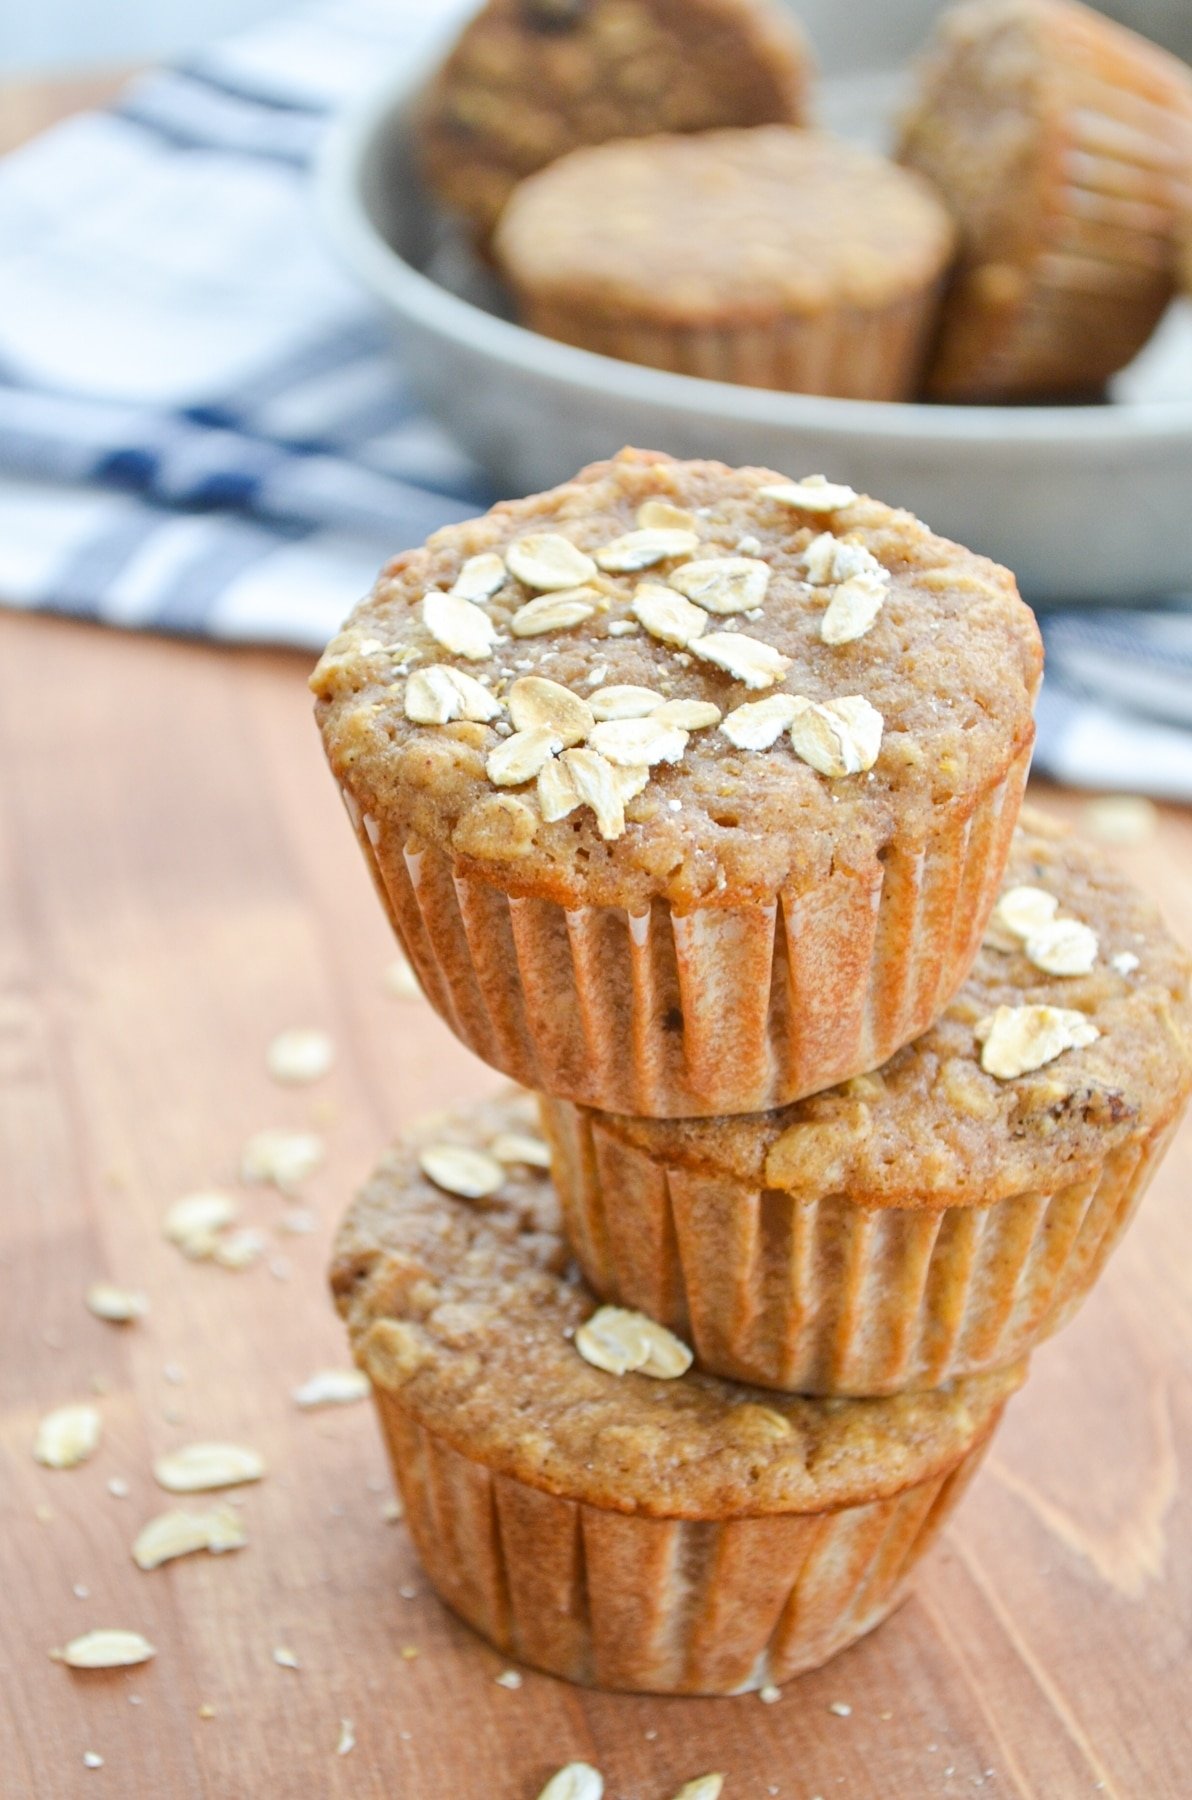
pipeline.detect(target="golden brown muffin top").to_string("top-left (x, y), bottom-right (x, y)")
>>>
top-left (331, 1092), bottom-right (1023, 1517)
top-left (586, 813), bottom-right (1192, 1206)
top-left (495, 127), bottom-right (956, 321)
top-left (313, 449), bottom-right (1041, 911)
top-left (416, 0), bottom-right (812, 242)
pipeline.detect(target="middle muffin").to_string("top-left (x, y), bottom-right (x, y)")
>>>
top-left (542, 813), bottom-right (1192, 1395)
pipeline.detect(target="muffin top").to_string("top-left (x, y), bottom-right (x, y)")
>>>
top-left (495, 127), bottom-right (956, 321)
top-left (332, 1093), bottom-right (1023, 1518)
top-left (416, 0), bottom-right (811, 243)
top-left (313, 449), bottom-right (1041, 911)
top-left (586, 812), bottom-right (1192, 1206)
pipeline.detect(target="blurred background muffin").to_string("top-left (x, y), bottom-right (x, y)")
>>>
top-left (493, 126), bottom-right (956, 397)
top-left (416, 0), bottom-right (814, 246)
top-left (897, 0), bottom-right (1192, 400)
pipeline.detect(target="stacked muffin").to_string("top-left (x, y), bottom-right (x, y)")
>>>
top-left (312, 448), bottom-right (1192, 1693)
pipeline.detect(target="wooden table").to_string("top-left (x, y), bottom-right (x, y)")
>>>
top-left (3, 77), bottom-right (1192, 1800)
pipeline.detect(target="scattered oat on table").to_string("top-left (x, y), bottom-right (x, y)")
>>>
top-left (241, 1129), bottom-right (324, 1194)
top-left (153, 1443), bottom-right (266, 1494)
top-left (336, 1719), bottom-right (356, 1756)
top-left (54, 1630), bottom-right (156, 1670)
top-left (85, 1283), bottom-right (148, 1324)
top-left (292, 1369), bottom-right (370, 1409)
top-left (384, 955), bottom-right (422, 1000)
top-left (34, 1404), bottom-right (101, 1469)
top-left (83, 1753), bottom-right (104, 1770)
top-left (132, 1504), bottom-right (247, 1570)
top-left (163, 1190), bottom-right (240, 1260)
top-left (273, 1646), bottom-right (301, 1670)
top-left (266, 1027), bottom-right (335, 1085)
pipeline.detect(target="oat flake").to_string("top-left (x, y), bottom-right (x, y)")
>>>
top-left (588, 684), bottom-right (665, 721)
top-left (537, 1765), bottom-right (604, 1800)
top-left (241, 1130), bottom-right (324, 1195)
top-left (506, 533), bottom-right (597, 591)
top-left (588, 717), bottom-right (687, 768)
top-left (266, 1028), bottom-right (334, 1085)
top-left (292, 1369), bottom-right (370, 1409)
top-left (153, 1443), bottom-right (266, 1494)
top-left (670, 555), bottom-right (770, 614)
top-left (694, 632), bottom-right (793, 690)
top-left (421, 591), bottom-right (497, 661)
top-left (789, 695), bottom-right (883, 776)
top-left (760, 475), bottom-right (857, 512)
top-left (508, 676), bottom-right (594, 744)
top-left (490, 1132), bottom-right (551, 1168)
top-left (595, 527), bottom-right (700, 571)
top-left (419, 1144), bottom-right (505, 1199)
top-left (85, 1284), bottom-right (148, 1325)
top-left (510, 590), bottom-right (599, 637)
top-left (405, 664), bottom-right (502, 725)
top-left (487, 726), bottom-right (563, 787)
top-left (632, 582), bottom-right (707, 648)
top-left (722, 694), bottom-right (801, 750)
top-left (637, 499), bottom-right (698, 532)
top-left (336, 1718), bottom-right (356, 1756)
top-left (977, 1004), bottom-right (1100, 1079)
top-left (55, 1630), bottom-right (156, 1670)
top-left (449, 552), bottom-right (506, 603)
top-left (652, 698), bottom-right (721, 730)
top-left (1025, 917), bottom-right (1099, 977)
top-left (821, 572), bottom-right (887, 645)
top-left (558, 749), bottom-right (629, 840)
top-left (993, 885), bottom-right (1059, 940)
top-left (35, 1404), bottom-right (102, 1469)
top-left (575, 1306), bottom-right (692, 1379)
top-left (133, 1504), bottom-right (247, 1570)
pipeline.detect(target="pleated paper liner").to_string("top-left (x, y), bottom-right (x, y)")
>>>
top-left (371, 1387), bottom-right (1015, 1694)
top-left (519, 283), bottom-right (947, 401)
top-left (543, 1098), bottom-right (1178, 1395)
top-left (342, 739), bottom-right (1030, 1118)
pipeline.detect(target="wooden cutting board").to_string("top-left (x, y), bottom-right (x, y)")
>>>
top-left (1, 608), bottom-right (1190, 1800)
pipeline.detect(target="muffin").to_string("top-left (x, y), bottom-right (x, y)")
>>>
top-left (331, 1094), bottom-right (1026, 1694)
top-left (494, 128), bottom-right (956, 399)
top-left (542, 811), bottom-right (1192, 1395)
top-left (417, 0), bottom-right (812, 245)
top-left (898, 0), bottom-right (1192, 401)
top-left (311, 449), bottom-right (1042, 1117)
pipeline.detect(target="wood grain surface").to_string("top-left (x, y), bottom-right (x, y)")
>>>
top-left (1, 609), bottom-right (1190, 1800)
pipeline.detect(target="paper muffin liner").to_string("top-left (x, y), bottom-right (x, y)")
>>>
top-left (927, 22), bottom-right (1192, 398)
top-left (542, 1100), bottom-right (1178, 1396)
top-left (373, 1395), bottom-right (1004, 1694)
top-left (345, 741), bottom-right (1030, 1118)
top-left (518, 284), bottom-right (946, 401)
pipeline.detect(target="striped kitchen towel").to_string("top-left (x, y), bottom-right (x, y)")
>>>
top-left (0, 0), bottom-right (1189, 797)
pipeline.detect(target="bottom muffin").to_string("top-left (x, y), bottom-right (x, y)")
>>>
top-left (331, 1097), bottom-right (1025, 1694)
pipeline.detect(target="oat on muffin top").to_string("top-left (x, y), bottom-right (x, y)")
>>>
top-left (495, 128), bottom-right (956, 321)
top-left (593, 811), bottom-right (1192, 1205)
top-left (312, 449), bottom-right (1042, 911)
top-left (416, 0), bottom-right (812, 242)
top-left (331, 1093), bottom-right (1023, 1517)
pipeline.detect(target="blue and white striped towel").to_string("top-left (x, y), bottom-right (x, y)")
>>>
top-left (1, 0), bottom-right (1190, 798)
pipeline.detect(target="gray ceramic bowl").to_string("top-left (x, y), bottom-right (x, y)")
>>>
top-left (316, 0), bottom-right (1192, 603)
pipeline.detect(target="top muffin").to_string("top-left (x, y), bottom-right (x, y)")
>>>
top-left (313, 448), bottom-right (1042, 914)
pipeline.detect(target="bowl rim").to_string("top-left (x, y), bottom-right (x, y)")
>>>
top-left (315, 61), bottom-right (1192, 455)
